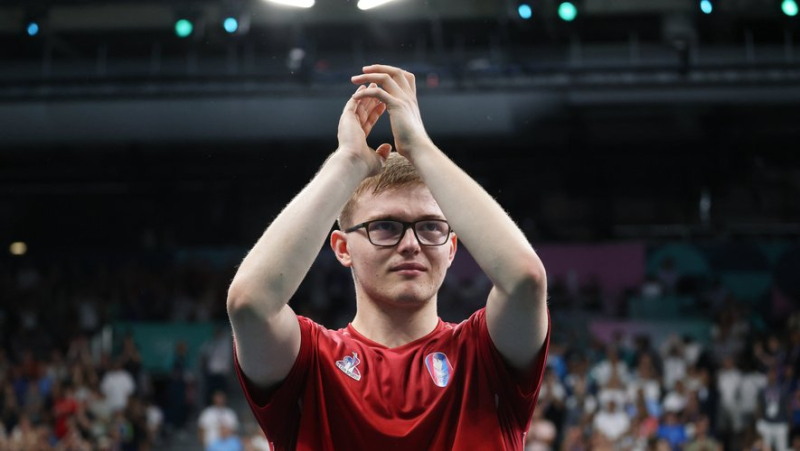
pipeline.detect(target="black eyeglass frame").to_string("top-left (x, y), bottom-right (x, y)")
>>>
top-left (344, 219), bottom-right (453, 247)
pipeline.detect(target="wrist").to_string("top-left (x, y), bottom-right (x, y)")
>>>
top-left (329, 147), bottom-right (375, 178)
top-left (403, 138), bottom-right (439, 165)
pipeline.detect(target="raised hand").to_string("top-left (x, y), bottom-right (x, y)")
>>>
top-left (350, 65), bottom-right (432, 159)
top-left (337, 83), bottom-right (392, 177)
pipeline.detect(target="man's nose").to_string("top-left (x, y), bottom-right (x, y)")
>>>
top-left (396, 226), bottom-right (421, 252)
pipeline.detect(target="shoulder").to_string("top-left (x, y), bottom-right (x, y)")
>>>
top-left (449, 307), bottom-right (488, 336)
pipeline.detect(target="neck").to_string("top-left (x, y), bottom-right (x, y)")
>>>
top-left (350, 293), bottom-right (439, 349)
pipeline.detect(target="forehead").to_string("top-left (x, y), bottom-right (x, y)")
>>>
top-left (352, 185), bottom-right (445, 221)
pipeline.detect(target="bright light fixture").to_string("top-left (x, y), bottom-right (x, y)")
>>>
top-left (10, 242), bottom-right (27, 256)
top-left (558, 2), bottom-right (577, 21)
top-left (268, 0), bottom-right (315, 8)
top-left (783, 0), bottom-right (798, 16)
top-left (357, 0), bottom-right (398, 10)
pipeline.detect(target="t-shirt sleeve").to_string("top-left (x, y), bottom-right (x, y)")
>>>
top-left (471, 307), bottom-right (551, 430)
top-left (233, 315), bottom-right (316, 447)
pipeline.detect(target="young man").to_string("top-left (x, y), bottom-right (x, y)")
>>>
top-left (227, 64), bottom-right (550, 450)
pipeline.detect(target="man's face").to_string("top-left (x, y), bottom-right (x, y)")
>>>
top-left (333, 185), bottom-right (457, 309)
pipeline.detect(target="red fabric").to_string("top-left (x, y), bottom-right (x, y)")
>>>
top-left (235, 308), bottom-right (550, 451)
top-left (53, 397), bottom-right (79, 438)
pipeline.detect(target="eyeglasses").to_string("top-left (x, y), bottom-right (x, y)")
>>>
top-left (344, 219), bottom-right (452, 247)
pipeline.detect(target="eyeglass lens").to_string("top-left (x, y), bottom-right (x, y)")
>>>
top-left (367, 220), bottom-right (449, 246)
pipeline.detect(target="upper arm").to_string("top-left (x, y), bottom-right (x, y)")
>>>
top-left (227, 299), bottom-right (301, 391)
top-left (484, 276), bottom-right (548, 371)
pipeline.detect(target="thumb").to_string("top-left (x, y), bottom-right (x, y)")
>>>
top-left (375, 143), bottom-right (392, 161)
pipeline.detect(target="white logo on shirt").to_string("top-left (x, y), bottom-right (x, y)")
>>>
top-left (335, 352), bottom-right (362, 381)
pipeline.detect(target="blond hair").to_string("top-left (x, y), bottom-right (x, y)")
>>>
top-left (338, 153), bottom-right (424, 229)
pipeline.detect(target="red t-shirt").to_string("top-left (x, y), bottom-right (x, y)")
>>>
top-left (235, 307), bottom-right (550, 451)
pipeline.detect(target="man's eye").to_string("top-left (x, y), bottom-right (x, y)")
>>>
top-left (420, 222), bottom-right (444, 232)
top-left (372, 222), bottom-right (399, 231)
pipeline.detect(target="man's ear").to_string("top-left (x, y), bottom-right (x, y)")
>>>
top-left (446, 233), bottom-right (457, 268)
top-left (330, 230), bottom-right (352, 267)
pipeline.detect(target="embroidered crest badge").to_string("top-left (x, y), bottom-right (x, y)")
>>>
top-left (424, 352), bottom-right (454, 388)
top-left (335, 352), bottom-right (362, 381)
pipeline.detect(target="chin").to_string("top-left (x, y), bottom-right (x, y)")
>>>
top-left (374, 288), bottom-right (432, 308)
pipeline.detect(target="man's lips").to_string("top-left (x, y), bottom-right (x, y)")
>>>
top-left (390, 262), bottom-right (427, 272)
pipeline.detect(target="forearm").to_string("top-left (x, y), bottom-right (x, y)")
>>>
top-left (228, 150), bottom-right (370, 315)
top-left (408, 142), bottom-right (545, 295)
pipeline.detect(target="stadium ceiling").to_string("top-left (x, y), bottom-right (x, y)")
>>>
top-left (0, 0), bottom-right (785, 33)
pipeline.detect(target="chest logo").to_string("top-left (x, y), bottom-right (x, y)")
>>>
top-left (335, 352), bottom-right (362, 381)
top-left (424, 352), bottom-right (454, 388)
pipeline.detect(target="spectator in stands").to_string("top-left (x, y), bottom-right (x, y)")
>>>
top-left (52, 382), bottom-right (80, 440)
top-left (711, 307), bottom-right (748, 366)
top-left (790, 387), bottom-right (800, 444)
top-left (756, 366), bottom-right (790, 451)
top-left (563, 372), bottom-right (597, 430)
top-left (591, 345), bottom-right (630, 388)
top-left (564, 354), bottom-right (593, 397)
top-left (201, 327), bottom-right (233, 405)
top-left (593, 398), bottom-right (630, 445)
top-left (740, 358), bottom-right (769, 432)
top-left (165, 341), bottom-right (191, 433)
top-left (632, 335), bottom-right (663, 377)
top-left (22, 380), bottom-right (45, 424)
top-left (198, 391), bottom-right (239, 449)
top-left (629, 353), bottom-right (662, 412)
top-left (663, 379), bottom-right (689, 415)
top-left (86, 385), bottom-right (114, 430)
top-left (56, 415), bottom-right (93, 450)
top-left (627, 390), bottom-right (660, 450)
top-left (657, 411), bottom-right (688, 450)
top-left (207, 423), bottom-right (244, 451)
top-left (144, 396), bottom-right (164, 447)
top-left (118, 335), bottom-right (143, 391)
top-left (681, 389), bottom-right (706, 426)
top-left (1, 383), bottom-right (19, 435)
top-left (662, 341), bottom-right (688, 390)
top-left (100, 359), bottom-right (135, 413)
top-left (9, 414), bottom-right (39, 449)
top-left (538, 367), bottom-right (566, 430)
top-left (598, 369), bottom-right (629, 420)
top-left (244, 427), bottom-right (271, 451)
top-left (717, 355), bottom-right (743, 439)
top-left (525, 402), bottom-right (557, 451)
top-left (684, 415), bottom-right (722, 451)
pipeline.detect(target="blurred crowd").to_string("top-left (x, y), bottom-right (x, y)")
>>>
top-left (526, 259), bottom-right (800, 451)
top-left (0, 256), bottom-right (266, 450)
top-left (1, 249), bottom-right (798, 450)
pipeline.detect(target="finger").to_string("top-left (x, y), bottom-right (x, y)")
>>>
top-left (362, 83), bottom-right (380, 117)
top-left (352, 87), bottom-right (395, 106)
top-left (357, 83), bottom-right (379, 124)
top-left (345, 85), bottom-right (367, 114)
top-left (362, 101), bottom-right (387, 136)
top-left (351, 73), bottom-right (404, 98)
top-left (356, 98), bottom-right (370, 124)
top-left (363, 64), bottom-right (412, 91)
top-left (403, 71), bottom-right (416, 95)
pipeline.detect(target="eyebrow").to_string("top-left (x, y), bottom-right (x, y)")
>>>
top-left (366, 214), bottom-right (447, 222)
